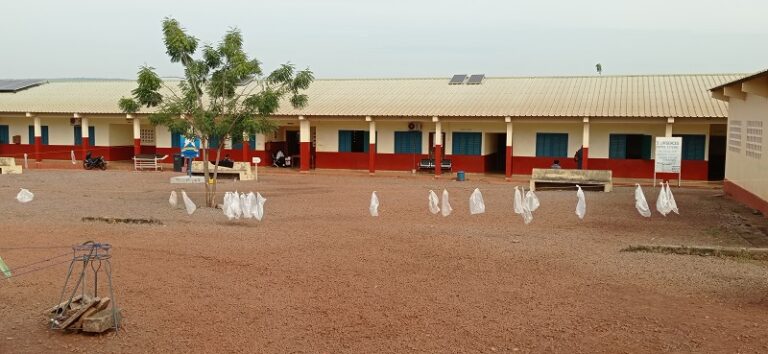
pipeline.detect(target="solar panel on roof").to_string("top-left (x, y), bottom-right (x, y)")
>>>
top-left (466, 74), bottom-right (485, 85)
top-left (449, 74), bottom-right (467, 85)
top-left (0, 79), bottom-right (46, 93)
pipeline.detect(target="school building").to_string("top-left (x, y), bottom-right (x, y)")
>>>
top-left (711, 69), bottom-right (768, 215)
top-left (0, 73), bottom-right (743, 180)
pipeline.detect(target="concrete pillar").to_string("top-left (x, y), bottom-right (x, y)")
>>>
top-left (131, 114), bottom-right (141, 156)
top-left (79, 114), bottom-right (90, 160)
top-left (367, 116), bottom-right (376, 175)
top-left (242, 133), bottom-right (251, 163)
top-left (505, 117), bottom-right (513, 180)
top-left (27, 113), bottom-right (41, 162)
top-left (582, 117), bottom-right (590, 170)
top-left (299, 116), bottom-right (310, 173)
top-left (432, 117), bottom-right (442, 177)
top-left (665, 117), bottom-right (674, 137)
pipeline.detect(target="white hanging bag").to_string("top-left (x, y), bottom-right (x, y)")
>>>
top-left (665, 182), bottom-right (679, 215)
top-left (513, 186), bottom-right (524, 214)
top-left (252, 192), bottom-right (266, 221)
top-left (369, 191), bottom-right (379, 217)
top-left (241, 192), bottom-right (254, 219)
top-left (181, 190), bottom-right (197, 215)
top-left (169, 190), bottom-right (178, 208)
top-left (441, 189), bottom-right (453, 217)
top-left (469, 188), bottom-right (485, 215)
top-left (428, 190), bottom-right (441, 214)
top-left (656, 182), bottom-right (670, 216)
top-left (634, 184), bottom-right (651, 218)
top-left (525, 190), bottom-right (540, 212)
top-left (575, 185), bottom-right (586, 220)
top-left (16, 188), bottom-right (34, 203)
top-left (223, 192), bottom-right (235, 219)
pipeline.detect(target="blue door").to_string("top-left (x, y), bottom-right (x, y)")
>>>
top-left (74, 126), bottom-right (96, 146)
top-left (0, 125), bottom-right (9, 144)
top-left (28, 125), bottom-right (49, 145)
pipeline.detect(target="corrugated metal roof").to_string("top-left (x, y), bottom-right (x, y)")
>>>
top-left (0, 74), bottom-right (741, 118)
top-left (710, 69), bottom-right (768, 91)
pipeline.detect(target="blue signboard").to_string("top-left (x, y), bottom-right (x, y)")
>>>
top-left (181, 139), bottom-right (199, 159)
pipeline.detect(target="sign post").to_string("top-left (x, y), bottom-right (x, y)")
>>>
top-left (654, 137), bottom-right (683, 187)
top-left (181, 140), bottom-right (199, 179)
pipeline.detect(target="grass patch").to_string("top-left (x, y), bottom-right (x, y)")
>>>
top-left (621, 244), bottom-right (768, 261)
top-left (81, 217), bottom-right (164, 226)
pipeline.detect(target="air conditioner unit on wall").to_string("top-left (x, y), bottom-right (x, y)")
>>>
top-left (408, 122), bottom-right (422, 131)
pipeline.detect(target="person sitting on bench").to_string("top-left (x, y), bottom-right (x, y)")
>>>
top-left (550, 160), bottom-right (562, 169)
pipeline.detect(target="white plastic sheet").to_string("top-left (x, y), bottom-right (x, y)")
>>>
top-left (169, 191), bottom-right (178, 208)
top-left (253, 192), bottom-right (266, 221)
top-left (441, 189), bottom-right (452, 217)
top-left (370, 191), bottom-right (379, 217)
top-left (428, 190), bottom-right (440, 214)
top-left (656, 182), bottom-right (671, 216)
top-left (575, 185), bottom-right (586, 220)
top-left (16, 188), bottom-right (34, 203)
top-left (181, 190), bottom-right (196, 215)
top-left (666, 182), bottom-right (679, 215)
top-left (634, 184), bottom-right (651, 218)
top-left (469, 188), bottom-right (485, 215)
top-left (513, 187), bottom-right (524, 215)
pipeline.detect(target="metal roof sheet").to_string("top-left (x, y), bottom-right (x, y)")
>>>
top-left (0, 74), bottom-right (742, 118)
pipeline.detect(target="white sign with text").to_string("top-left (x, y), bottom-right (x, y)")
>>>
top-left (654, 137), bottom-right (682, 173)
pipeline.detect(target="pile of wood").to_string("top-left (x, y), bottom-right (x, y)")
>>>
top-left (48, 295), bottom-right (121, 333)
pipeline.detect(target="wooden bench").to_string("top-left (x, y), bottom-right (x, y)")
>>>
top-left (0, 157), bottom-right (22, 174)
top-left (418, 158), bottom-right (452, 171)
top-left (529, 168), bottom-right (613, 192)
top-left (133, 154), bottom-right (168, 171)
top-left (190, 161), bottom-right (254, 181)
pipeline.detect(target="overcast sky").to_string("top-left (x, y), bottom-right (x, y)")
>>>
top-left (1, 0), bottom-right (767, 79)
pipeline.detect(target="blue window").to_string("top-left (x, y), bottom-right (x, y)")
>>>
top-left (452, 132), bottom-right (482, 155)
top-left (28, 125), bottom-right (49, 145)
top-left (609, 134), bottom-right (652, 159)
top-left (232, 134), bottom-right (257, 150)
top-left (394, 131), bottom-right (422, 154)
top-left (209, 135), bottom-right (220, 149)
top-left (73, 126), bottom-right (96, 146)
top-left (171, 132), bottom-right (183, 148)
top-left (338, 130), bottom-right (370, 152)
top-left (0, 125), bottom-right (9, 144)
top-left (535, 133), bottom-right (568, 157)
top-left (675, 134), bottom-right (706, 160)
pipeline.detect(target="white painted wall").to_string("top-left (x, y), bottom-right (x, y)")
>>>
top-left (725, 93), bottom-right (768, 202)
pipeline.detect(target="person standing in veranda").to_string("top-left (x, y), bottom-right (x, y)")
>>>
top-left (574, 146), bottom-right (584, 170)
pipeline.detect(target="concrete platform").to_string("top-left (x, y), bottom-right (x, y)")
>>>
top-left (170, 175), bottom-right (205, 184)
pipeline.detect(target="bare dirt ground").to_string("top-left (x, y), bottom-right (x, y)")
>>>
top-left (1, 169), bottom-right (767, 353)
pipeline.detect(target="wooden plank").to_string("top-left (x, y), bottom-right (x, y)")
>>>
top-left (73, 298), bottom-right (111, 329)
top-left (56, 298), bottom-right (97, 329)
top-left (82, 308), bottom-right (121, 333)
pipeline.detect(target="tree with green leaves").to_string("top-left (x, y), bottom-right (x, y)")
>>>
top-left (119, 18), bottom-right (313, 207)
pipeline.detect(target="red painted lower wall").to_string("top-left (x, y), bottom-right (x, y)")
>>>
top-left (724, 179), bottom-right (768, 217)
top-left (0, 144), bottom-right (135, 161)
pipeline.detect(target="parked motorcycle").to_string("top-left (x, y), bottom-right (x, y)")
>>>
top-left (83, 152), bottom-right (107, 170)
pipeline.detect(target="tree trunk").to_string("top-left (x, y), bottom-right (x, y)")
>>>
top-left (210, 143), bottom-right (224, 208)
top-left (201, 139), bottom-right (213, 207)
